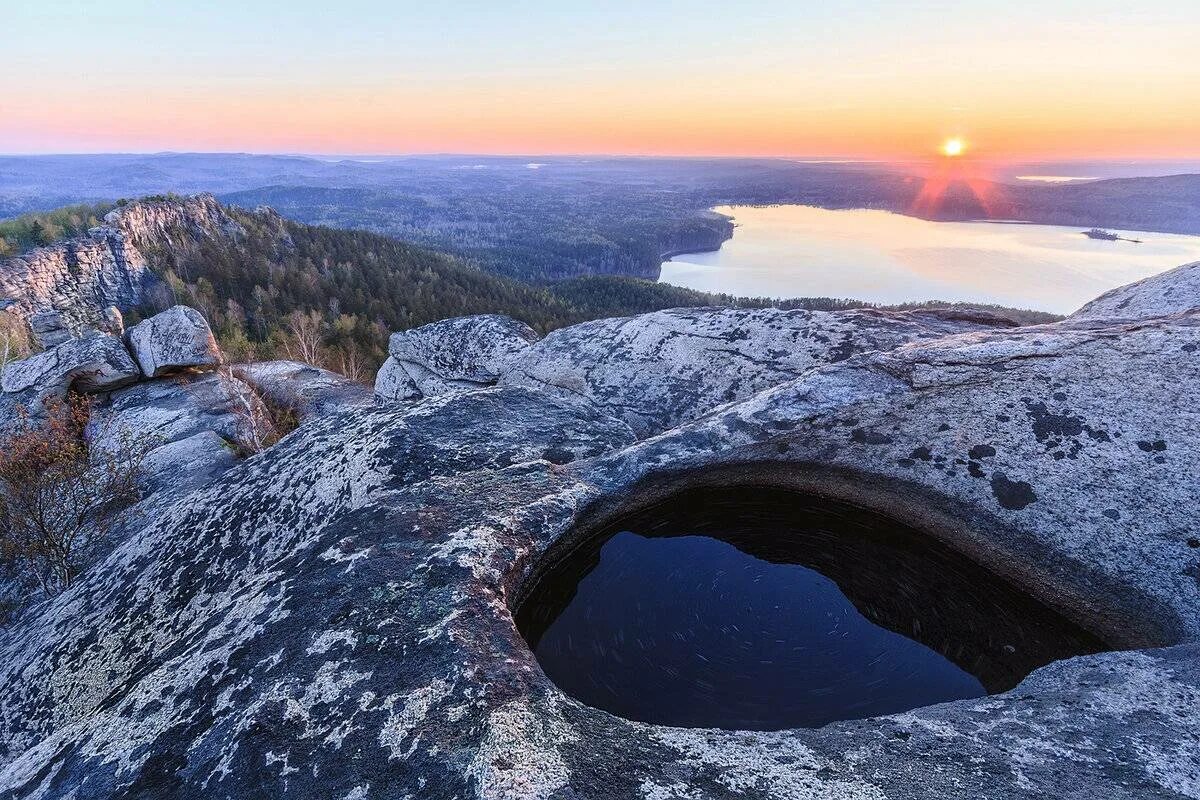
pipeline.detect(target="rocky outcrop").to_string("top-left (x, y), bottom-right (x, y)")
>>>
top-left (27, 310), bottom-right (71, 349)
top-left (235, 360), bottom-right (372, 419)
top-left (501, 306), bottom-right (1006, 436)
top-left (124, 305), bottom-right (222, 377)
top-left (87, 370), bottom-right (273, 494)
top-left (377, 314), bottom-right (539, 400)
top-left (1, 268), bottom-right (1199, 799)
top-left (0, 305), bottom-right (292, 496)
top-left (0, 332), bottom-right (139, 399)
top-left (1070, 259), bottom-right (1200, 322)
top-left (0, 194), bottom-right (242, 333)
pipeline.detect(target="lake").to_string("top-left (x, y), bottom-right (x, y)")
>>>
top-left (660, 205), bottom-right (1200, 314)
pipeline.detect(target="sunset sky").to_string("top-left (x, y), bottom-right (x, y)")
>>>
top-left (4, 0), bottom-right (1198, 160)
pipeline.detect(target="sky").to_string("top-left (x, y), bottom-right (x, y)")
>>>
top-left (3, 0), bottom-right (1198, 160)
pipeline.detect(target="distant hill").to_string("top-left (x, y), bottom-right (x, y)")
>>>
top-left (0, 195), bottom-right (1058, 376)
top-left (3, 155), bottom-right (1199, 285)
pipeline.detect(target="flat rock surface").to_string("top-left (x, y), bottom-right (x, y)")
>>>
top-left (501, 306), bottom-right (1007, 436)
top-left (235, 360), bottom-right (372, 419)
top-left (1, 279), bottom-right (1199, 798)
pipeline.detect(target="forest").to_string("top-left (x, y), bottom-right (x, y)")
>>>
top-left (126, 205), bottom-right (1055, 380)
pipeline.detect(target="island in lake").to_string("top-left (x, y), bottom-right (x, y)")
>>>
top-left (1084, 228), bottom-right (1142, 243)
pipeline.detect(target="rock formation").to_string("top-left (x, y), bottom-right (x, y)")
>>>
top-left (1070, 259), bottom-right (1200, 322)
top-left (376, 314), bottom-right (540, 401)
top-left (499, 306), bottom-right (1009, 436)
top-left (1, 265), bottom-right (1199, 799)
top-left (124, 304), bottom-right (222, 377)
top-left (1, 332), bottom-right (139, 400)
top-left (0, 194), bottom-right (243, 334)
top-left (235, 360), bottom-right (372, 418)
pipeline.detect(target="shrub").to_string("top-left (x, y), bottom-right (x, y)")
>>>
top-left (0, 395), bottom-right (152, 596)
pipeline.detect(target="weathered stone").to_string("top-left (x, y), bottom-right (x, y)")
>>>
top-left (235, 360), bottom-right (373, 419)
top-left (501, 305), bottom-right (1006, 436)
top-left (374, 356), bottom-right (421, 402)
top-left (1, 270), bottom-right (1199, 799)
top-left (1071, 259), bottom-right (1200, 322)
top-left (0, 194), bottom-right (239, 334)
top-left (124, 305), bottom-right (222, 377)
top-left (27, 310), bottom-right (71, 349)
top-left (0, 332), bottom-right (139, 397)
top-left (98, 305), bottom-right (124, 337)
top-left (87, 370), bottom-right (274, 467)
top-left (382, 314), bottom-right (540, 399)
top-left (136, 430), bottom-right (239, 496)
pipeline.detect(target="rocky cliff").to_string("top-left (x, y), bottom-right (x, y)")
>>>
top-left (0, 195), bottom-right (244, 333)
top-left (0, 257), bottom-right (1198, 798)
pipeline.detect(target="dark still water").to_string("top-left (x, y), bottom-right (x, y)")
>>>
top-left (516, 488), bottom-right (1106, 730)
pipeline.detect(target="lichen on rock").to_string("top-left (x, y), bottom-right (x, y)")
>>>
top-left (0, 262), bottom-right (1198, 799)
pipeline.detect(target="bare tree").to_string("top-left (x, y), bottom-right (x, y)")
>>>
top-left (220, 368), bottom-right (278, 455)
top-left (283, 309), bottom-right (325, 366)
top-left (0, 396), bottom-right (152, 596)
top-left (335, 346), bottom-right (370, 384)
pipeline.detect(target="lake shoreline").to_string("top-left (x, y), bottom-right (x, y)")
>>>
top-left (657, 203), bottom-right (1200, 314)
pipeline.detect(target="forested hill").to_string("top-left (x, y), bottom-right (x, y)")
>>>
top-left (0, 196), bottom-right (1059, 380)
top-left (134, 204), bottom-right (738, 374)
top-left (149, 204), bottom-right (956, 375)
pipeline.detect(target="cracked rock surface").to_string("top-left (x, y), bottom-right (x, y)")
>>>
top-left (0, 195), bottom-right (242, 333)
top-left (86, 371), bottom-right (273, 494)
top-left (0, 267), bottom-right (1199, 799)
top-left (501, 306), bottom-right (1009, 436)
top-left (1, 332), bottom-right (139, 400)
top-left (377, 314), bottom-right (540, 400)
top-left (234, 360), bottom-right (372, 419)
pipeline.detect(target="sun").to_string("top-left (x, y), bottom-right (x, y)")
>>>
top-left (941, 137), bottom-right (966, 157)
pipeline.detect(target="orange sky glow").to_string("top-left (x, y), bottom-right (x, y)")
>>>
top-left (4, 2), bottom-right (1198, 160)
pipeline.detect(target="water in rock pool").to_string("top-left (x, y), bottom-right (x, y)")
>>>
top-left (516, 487), bottom-right (1107, 730)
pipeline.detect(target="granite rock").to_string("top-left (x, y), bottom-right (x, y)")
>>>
top-left (86, 370), bottom-right (274, 494)
top-left (124, 305), bottom-right (222, 377)
top-left (1, 270), bottom-right (1199, 799)
top-left (0, 194), bottom-right (240, 333)
top-left (0, 332), bottom-right (139, 398)
top-left (380, 314), bottom-right (540, 399)
top-left (1071, 260), bottom-right (1200, 322)
top-left (501, 305), bottom-right (1007, 436)
top-left (27, 310), bottom-right (72, 349)
top-left (234, 360), bottom-right (373, 419)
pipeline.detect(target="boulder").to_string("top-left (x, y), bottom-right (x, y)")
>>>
top-left (380, 314), bottom-right (539, 399)
top-left (501, 305), bottom-right (1006, 437)
top-left (124, 304), bottom-right (222, 377)
top-left (87, 370), bottom-right (275, 469)
top-left (0, 332), bottom-right (139, 398)
top-left (374, 356), bottom-right (421, 402)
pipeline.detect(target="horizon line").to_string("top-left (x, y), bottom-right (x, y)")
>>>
top-left (2, 150), bottom-right (1199, 165)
